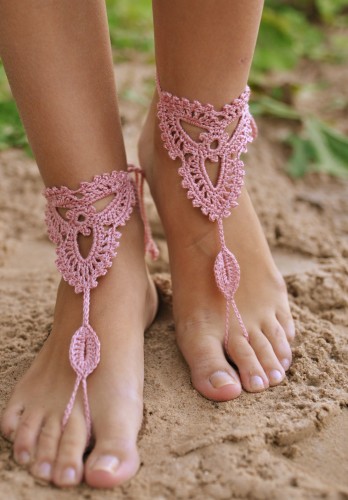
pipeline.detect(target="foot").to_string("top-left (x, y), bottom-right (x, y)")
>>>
top-left (0, 206), bottom-right (157, 488)
top-left (138, 93), bottom-right (295, 402)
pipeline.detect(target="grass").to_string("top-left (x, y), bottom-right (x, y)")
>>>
top-left (0, 0), bottom-right (347, 176)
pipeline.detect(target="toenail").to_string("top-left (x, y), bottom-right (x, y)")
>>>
top-left (210, 371), bottom-right (237, 389)
top-left (90, 455), bottom-right (120, 475)
top-left (61, 467), bottom-right (76, 485)
top-left (17, 451), bottom-right (30, 464)
top-left (269, 370), bottom-right (283, 384)
top-left (250, 375), bottom-right (265, 391)
top-left (281, 358), bottom-right (291, 371)
top-left (36, 462), bottom-right (52, 480)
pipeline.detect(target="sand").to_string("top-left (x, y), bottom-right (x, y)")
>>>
top-left (0, 61), bottom-right (347, 500)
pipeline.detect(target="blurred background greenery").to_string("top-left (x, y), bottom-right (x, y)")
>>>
top-left (0, 0), bottom-right (347, 176)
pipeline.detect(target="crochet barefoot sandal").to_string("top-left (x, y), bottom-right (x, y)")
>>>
top-left (44, 168), bottom-right (158, 441)
top-left (156, 77), bottom-right (257, 355)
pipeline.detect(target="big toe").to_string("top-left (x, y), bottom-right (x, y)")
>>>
top-left (85, 403), bottom-right (142, 488)
top-left (177, 329), bottom-right (242, 401)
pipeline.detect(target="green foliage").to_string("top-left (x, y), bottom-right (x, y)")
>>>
top-left (252, 7), bottom-right (324, 77)
top-left (315, 0), bottom-right (348, 23)
top-left (250, 96), bottom-right (301, 121)
top-left (0, 0), bottom-right (347, 178)
top-left (287, 118), bottom-right (348, 177)
top-left (0, 63), bottom-right (31, 153)
top-left (251, 96), bottom-right (348, 178)
top-left (251, 0), bottom-right (348, 80)
top-left (0, 99), bottom-right (31, 154)
top-left (106, 0), bottom-right (153, 54)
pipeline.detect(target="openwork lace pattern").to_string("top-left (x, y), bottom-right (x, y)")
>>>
top-left (44, 169), bottom-right (156, 441)
top-left (157, 78), bottom-right (257, 355)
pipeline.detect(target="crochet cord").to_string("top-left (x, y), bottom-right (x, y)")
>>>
top-left (128, 164), bottom-right (159, 261)
top-left (83, 287), bottom-right (90, 326)
top-left (217, 218), bottom-right (249, 351)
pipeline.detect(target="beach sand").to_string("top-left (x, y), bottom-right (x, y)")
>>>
top-left (0, 62), bottom-right (347, 500)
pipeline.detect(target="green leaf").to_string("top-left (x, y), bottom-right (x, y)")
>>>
top-left (106, 0), bottom-right (153, 53)
top-left (287, 134), bottom-right (317, 177)
top-left (250, 97), bottom-right (300, 120)
top-left (0, 100), bottom-right (31, 154)
top-left (315, 0), bottom-right (348, 23)
top-left (287, 117), bottom-right (348, 177)
top-left (253, 6), bottom-right (325, 75)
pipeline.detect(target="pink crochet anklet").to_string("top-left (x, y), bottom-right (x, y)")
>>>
top-left (156, 77), bottom-right (257, 357)
top-left (44, 168), bottom-right (157, 442)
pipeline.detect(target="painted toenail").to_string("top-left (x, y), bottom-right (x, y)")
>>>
top-left (281, 358), bottom-right (291, 371)
top-left (91, 455), bottom-right (120, 474)
top-left (18, 451), bottom-right (30, 464)
top-left (210, 371), bottom-right (237, 388)
top-left (250, 375), bottom-right (264, 390)
top-left (269, 370), bottom-right (283, 384)
top-left (61, 467), bottom-right (76, 484)
top-left (37, 462), bottom-right (52, 480)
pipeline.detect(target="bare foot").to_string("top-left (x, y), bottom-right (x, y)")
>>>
top-left (138, 94), bottom-right (295, 402)
top-left (0, 208), bottom-right (157, 488)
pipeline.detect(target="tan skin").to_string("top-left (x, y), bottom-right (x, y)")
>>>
top-left (0, 0), bottom-right (294, 490)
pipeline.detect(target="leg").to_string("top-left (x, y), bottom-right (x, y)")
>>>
top-left (0, 0), bottom-right (157, 488)
top-left (139, 0), bottom-right (294, 400)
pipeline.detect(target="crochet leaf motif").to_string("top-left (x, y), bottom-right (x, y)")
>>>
top-left (214, 248), bottom-right (240, 302)
top-left (157, 87), bottom-right (256, 221)
top-left (45, 171), bottom-right (135, 293)
top-left (69, 324), bottom-right (100, 378)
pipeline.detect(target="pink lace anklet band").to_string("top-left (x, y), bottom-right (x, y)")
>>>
top-left (44, 168), bottom-right (158, 442)
top-left (156, 76), bottom-right (257, 356)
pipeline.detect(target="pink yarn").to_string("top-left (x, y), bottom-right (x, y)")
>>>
top-left (156, 78), bottom-right (257, 355)
top-left (44, 168), bottom-right (158, 441)
top-left (128, 165), bottom-right (160, 261)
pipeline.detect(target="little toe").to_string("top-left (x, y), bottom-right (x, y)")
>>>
top-left (13, 410), bottom-right (43, 466)
top-left (262, 319), bottom-right (293, 372)
top-left (177, 331), bottom-right (241, 402)
top-left (31, 415), bottom-right (62, 482)
top-left (52, 414), bottom-right (87, 487)
top-left (277, 311), bottom-right (296, 342)
top-left (1, 403), bottom-right (24, 442)
top-left (227, 334), bottom-right (269, 393)
top-left (249, 330), bottom-right (286, 387)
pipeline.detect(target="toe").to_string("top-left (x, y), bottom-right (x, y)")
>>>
top-left (1, 403), bottom-right (23, 442)
top-left (31, 415), bottom-right (62, 482)
top-left (52, 413), bottom-right (87, 487)
top-left (249, 330), bottom-right (286, 387)
top-left (227, 334), bottom-right (269, 392)
top-left (85, 403), bottom-right (141, 488)
top-left (12, 410), bottom-right (43, 466)
top-left (86, 441), bottom-right (139, 489)
top-left (177, 331), bottom-right (241, 402)
top-left (277, 311), bottom-right (296, 342)
top-left (263, 319), bottom-right (293, 372)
